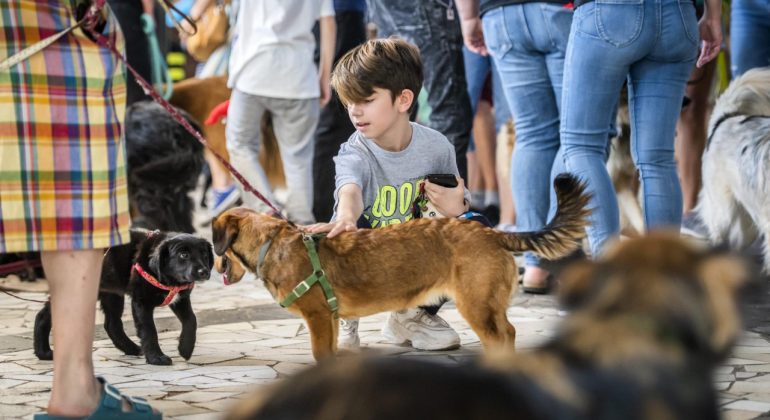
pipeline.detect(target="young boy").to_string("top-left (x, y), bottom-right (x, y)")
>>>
top-left (307, 38), bottom-right (470, 351)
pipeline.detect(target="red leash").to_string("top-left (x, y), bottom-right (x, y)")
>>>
top-left (82, 0), bottom-right (286, 219)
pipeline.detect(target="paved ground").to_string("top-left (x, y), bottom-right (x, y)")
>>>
top-left (1, 205), bottom-right (770, 418)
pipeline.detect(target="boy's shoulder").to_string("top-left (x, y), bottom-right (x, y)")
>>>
top-left (410, 123), bottom-right (453, 151)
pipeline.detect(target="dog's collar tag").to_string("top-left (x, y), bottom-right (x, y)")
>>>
top-left (278, 234), bottom-right (339, 318)
top-left (132, 263), bottom-right (194, 306)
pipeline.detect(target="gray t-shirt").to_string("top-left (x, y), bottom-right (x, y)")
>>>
top-left (333, 123), bottom-right (469, 228)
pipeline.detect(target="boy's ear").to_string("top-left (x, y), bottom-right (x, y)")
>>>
top-left (397, 89), bottom-right (415, 113)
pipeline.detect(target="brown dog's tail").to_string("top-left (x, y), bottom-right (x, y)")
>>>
top-left (497, 174), bottom-right (591, 260)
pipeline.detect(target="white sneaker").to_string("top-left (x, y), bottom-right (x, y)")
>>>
top-left (381, 308), bottom-right (461, 351)
top-left (338, 318), bottom-right (360, 349)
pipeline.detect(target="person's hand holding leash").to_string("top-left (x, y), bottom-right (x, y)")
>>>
top-left (424, 176), bottom-right (467, 218)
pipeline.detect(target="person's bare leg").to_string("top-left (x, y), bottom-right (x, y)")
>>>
top-left (467, 150), bottom-right (483, 207)
top-left (42, 249), bottom-right (103, 416)
top-left (474, 101), bottom-right (499, 206)
top-left (205, 149), bottom-right (233, 190)
top-left (495, 120), bottom-right (516, 226)
top-left (675, 60), bottom-right (716, 214)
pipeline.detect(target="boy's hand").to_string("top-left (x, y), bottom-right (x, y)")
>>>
top-left (305, 219), bottom-right (358, 239)
top-left (424, 177), bottom-right (467, 218)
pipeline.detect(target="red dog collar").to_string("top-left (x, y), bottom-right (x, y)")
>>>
top-left (132, 263), bottom-right (194, 306)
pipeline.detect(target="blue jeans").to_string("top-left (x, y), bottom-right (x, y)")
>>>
top-left (482, 3), bottom-right (572, 268)
top-left (731, 0), bottom-right (770, 77)
top-left (561, 0), bottom-right (699, 256)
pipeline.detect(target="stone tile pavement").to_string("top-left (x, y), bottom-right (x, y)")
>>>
top-left (2, 270), bottom-right (770, 419)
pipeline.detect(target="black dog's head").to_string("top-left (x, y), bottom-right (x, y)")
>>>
top-left (148, 233), bottom-right (214, 285)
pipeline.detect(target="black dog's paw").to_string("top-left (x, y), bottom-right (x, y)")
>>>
top-left (121, 342), bottom-right (142, 356)
top-left (35, 350), bottom-right (53, 361)
top-left (146, 353), bottom-right (172, 366)
top-left (178, 342), bottom-right (195, 360)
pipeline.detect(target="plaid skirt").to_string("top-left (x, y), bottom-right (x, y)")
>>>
top-left (0, 0), bottom-right (131, 252)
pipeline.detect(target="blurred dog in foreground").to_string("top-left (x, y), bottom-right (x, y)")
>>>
top-left (228, 234), bottom-right (750, 420)
top-left (697, 67), bottom-right (770, 273)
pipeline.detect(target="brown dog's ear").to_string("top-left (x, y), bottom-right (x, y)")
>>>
top-left (212, 213), bottom-right (240, 256)
top-left (558, 260), bottom-right (601, 310)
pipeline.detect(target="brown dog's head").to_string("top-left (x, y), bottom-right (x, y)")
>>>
top-left (559, 233), bottom-right (751, 362)
top-left (211, 207), bottom-right (285, 285)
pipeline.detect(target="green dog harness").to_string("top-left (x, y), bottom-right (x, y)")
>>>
top-left (258, 233), bottom-right (338, 318)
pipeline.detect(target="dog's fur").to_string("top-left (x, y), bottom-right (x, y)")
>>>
top-left (124, 102), bottom-right (205, 233)
top-left (212, 174), bottom-right (590, 360)
top-left (697, 67), bottom-right (770, 272)
top-left (607, 88), bottom-right (644, 237)
top-left (34, 230), bottom-right (214, 365)
top-left (227, 234), bottom-right (749, 420)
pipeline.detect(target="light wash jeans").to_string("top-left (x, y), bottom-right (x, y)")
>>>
top-left (561, 0), bottom-right (699, 256)
top-left (482, 3), bottom-right (572, 267)
top-left (731, 0), bottom-right (770, 77)
top-left (226, 89), bottom-right (318, 224)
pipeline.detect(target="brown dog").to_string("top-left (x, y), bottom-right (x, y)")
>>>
top-left (212, 175), bottom-right (590, 360)
top-left (227, 233), bottom-right (750, 420)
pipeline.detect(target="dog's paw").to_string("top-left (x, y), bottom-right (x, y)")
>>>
top-left (178, 342), bottom-right (195, 360)
top-left (146, 354), bottom-right (172, 366)
top-left (35, 350), bottom-right (53, 361)
top-left (121, 343), bottom-right (142, 356)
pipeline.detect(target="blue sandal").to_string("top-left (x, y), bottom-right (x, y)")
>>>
top-left (34, 376), bottom-right (162, 419)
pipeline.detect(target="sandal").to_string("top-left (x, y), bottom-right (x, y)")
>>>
top-left (34, 376), bottom-right (161, 419)
top-left (522, 273), bottom-right (554, 295)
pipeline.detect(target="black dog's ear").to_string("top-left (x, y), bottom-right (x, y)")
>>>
top-left (149, 240), bottom-right (169, 281)
top-left (205, 242), bottom-right (215, 269)
top-left (212, 213), bottom-right (240, 255)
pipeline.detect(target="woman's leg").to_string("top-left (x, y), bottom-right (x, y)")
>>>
top-left (675, 60), bottom-right (715, 214)
top-left (630, 0), bottom-right (699, 229)
top-left (560, 3), bottom-right (634, 256)
top-left (42, 249), bottom-right (103, 416)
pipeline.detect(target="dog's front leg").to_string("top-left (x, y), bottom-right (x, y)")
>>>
top-left (302, 312), bottom-right (336, 361)
top-left (170, 295), bottom-right (197, 360)
top-left (131, 300), bottom-right (172, 365)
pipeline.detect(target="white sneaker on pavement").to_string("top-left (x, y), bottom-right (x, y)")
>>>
top-left (338, 318), bottom-right (360, 349)
top-left (381, 308), bottom-right (461, 351)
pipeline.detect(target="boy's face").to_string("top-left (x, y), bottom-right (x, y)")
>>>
top-left (346, 87), bottom-right (412, 140)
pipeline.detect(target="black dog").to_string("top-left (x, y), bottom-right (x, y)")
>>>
top-left (34, 229), bottom-right (213, 365)
top-left (124, 101), bottom-right (204, 233)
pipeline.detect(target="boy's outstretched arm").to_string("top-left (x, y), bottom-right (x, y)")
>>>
top-left (306, 184), bottom-right (364, 238)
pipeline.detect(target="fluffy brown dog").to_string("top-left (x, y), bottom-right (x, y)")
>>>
top-left (212, 174), bottom-right (590, 360)
top-left (227, 234), bottom-right (750, 420)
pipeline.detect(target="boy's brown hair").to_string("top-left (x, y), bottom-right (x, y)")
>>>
top-left (331, 38), bottom-right (423, 112)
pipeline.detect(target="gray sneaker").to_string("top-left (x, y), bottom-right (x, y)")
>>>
top-left (681, 212), bottom-right (708, 239)
top-left (381, 308), bottom-right (461, 351)
top-left (338, 318), bottom-right (360, 349)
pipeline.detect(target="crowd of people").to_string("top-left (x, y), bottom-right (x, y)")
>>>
top-left (1, 0), bottom-right (768, 418)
